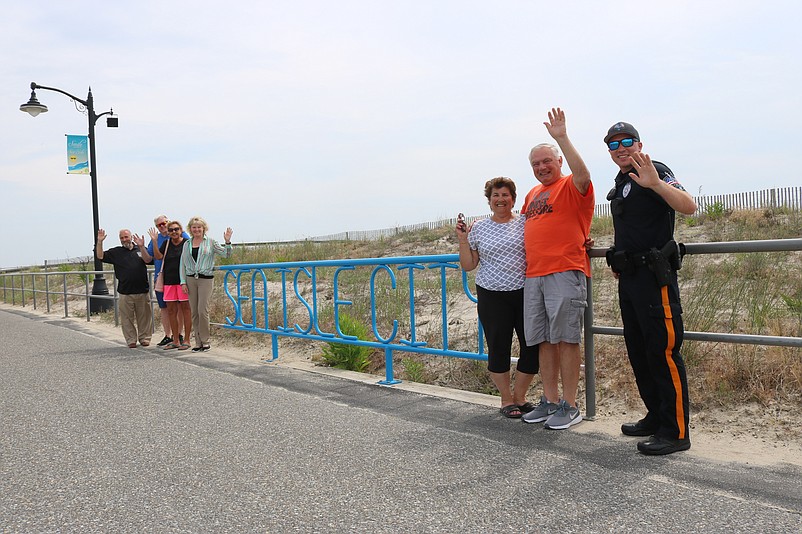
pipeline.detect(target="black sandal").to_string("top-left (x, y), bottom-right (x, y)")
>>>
top-left (500, 404), bottom-right (523, 419)
top-left (517, 402), bottom-right (536, 414)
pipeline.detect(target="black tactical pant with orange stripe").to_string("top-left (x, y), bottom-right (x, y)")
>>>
top-left (618, 267), bottom-right (690, 440)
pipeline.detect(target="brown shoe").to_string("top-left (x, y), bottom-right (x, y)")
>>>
top-left (140, 340), bottom-right (150, 347)
top-left (127, 343), bottom-right (137, 348)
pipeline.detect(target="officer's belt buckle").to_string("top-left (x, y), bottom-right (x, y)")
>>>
top-left (629, 252), bottom-right (650, 267)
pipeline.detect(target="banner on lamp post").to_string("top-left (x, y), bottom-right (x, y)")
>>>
top-left (66, 134), bottom-right (89, 174)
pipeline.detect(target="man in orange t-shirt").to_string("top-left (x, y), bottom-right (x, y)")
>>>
top-left (520, 108), bottom-right (594, 430)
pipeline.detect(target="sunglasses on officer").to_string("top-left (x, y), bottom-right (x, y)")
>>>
top-left (607, 138), bottom-right (638, 151)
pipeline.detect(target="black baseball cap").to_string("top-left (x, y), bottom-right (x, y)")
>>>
top-left (604, 122), bottom-right (640, 144)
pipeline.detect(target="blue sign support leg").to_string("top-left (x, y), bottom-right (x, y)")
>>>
top-left (378, 347), bottom-right (401, 385)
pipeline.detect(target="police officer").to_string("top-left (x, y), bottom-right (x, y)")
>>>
top-left (604, 121), bottom-right (697, 455)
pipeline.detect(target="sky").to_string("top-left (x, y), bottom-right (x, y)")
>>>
top-left (2, 1), bottom-right (801, 268)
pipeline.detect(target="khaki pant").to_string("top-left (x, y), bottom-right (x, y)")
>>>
top-left (119, 293), bottom-right (153, 345)
top-left (186, 277), bottom-right (214, 347)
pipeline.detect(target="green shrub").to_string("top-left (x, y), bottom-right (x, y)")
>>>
top-left (320, 313), bottom-right (373, 372)
top-left (704, 201), bottom-right (726, 220)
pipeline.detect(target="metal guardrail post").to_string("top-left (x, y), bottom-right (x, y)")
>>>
top-left (84, 276), bottom-right (91, 322)
top-left (62, 273), bottom-right (68, 318)
top-left (112, 277), bottom-right (119, 327)
top-left (45, 271), bottom-right (51, 313)
top-left (583, 276), bottom-right (596, 419)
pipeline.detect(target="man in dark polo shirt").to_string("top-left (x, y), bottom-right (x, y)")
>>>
top-left (96, 228), bottom-right (153, 348)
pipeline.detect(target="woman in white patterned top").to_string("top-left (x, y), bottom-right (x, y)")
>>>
top-left (456, 177), bottom-right (540, 419)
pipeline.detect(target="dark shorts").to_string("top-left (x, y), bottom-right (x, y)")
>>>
top-left (476, 285), bottom-right (539, 374)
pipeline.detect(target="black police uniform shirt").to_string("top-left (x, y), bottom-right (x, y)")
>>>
top-left (609, 161), bottom-right (687, 253)
top-left (101, 246), bottom-right (150, 295)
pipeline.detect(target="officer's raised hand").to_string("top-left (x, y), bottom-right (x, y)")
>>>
top-left (628, 151), bottom-right (660, 189)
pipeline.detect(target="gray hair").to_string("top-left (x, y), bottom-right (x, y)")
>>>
top-left (528, 143), bottom-right (560, 164)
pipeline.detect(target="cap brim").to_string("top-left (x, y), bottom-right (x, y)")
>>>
top-left (604, 131), bottom-right (639, 144)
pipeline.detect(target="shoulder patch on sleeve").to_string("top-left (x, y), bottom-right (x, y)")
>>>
top-left (660, 171), bottom-right (686, 192)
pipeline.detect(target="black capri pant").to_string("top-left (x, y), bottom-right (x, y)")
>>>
top-left (476, 285), bottom-right (539, 374)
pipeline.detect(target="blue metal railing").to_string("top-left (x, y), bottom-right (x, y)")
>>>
top-left (217, 254), bottom-right (487, 385)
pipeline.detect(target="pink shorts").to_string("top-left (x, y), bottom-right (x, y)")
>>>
top-left (163, 284), bottom-right (189, 302)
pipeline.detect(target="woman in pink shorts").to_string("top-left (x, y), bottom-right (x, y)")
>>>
top-left (149, 222), bottom-right (192, 350)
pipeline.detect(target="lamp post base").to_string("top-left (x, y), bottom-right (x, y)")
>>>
top-left (89, 275), bottom-right (113, 314)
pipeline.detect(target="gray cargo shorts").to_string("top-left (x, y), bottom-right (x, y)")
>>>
top-left (523, 270), bottom-right (587, 346)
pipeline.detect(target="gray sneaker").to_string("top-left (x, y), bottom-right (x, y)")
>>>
top-left (544, 400), bottom-right (583, 430)
top-left (522, 396), bottom-right (560, 424)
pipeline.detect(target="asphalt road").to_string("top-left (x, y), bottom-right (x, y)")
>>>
top-left (1, 307), bottom-right (801, 533)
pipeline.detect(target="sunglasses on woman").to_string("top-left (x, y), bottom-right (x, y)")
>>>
top-left (167, 227), bottom-right (181, 232)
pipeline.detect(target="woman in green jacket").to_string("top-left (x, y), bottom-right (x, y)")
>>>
top-left (180, 216), bottom-right (233, 352)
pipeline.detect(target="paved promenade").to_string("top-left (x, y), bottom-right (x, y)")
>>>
top-left (1, 307), bottom-right (801, 532)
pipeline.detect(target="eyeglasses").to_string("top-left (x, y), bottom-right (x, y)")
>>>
top-left (607, 138), bottom-right (637, 151)
top-left (157, 222), bottom-right (167, 227)
top-left (167, 227), bottom-right (181, 233)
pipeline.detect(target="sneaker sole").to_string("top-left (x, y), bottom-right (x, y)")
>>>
top-left (522, 412), bottom-right (556, 424)
top-left (544, 414), bottom-right (584, 430)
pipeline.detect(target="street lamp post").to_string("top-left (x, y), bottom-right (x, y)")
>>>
top-left (20, 81), bottom-right (118, 313)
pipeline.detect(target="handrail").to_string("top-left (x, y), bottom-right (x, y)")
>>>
top-left (582, 237), bottom-right (802, 418)
top-left (0, 268), bottom-right (157, 327)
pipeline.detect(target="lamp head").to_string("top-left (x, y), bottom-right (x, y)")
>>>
top-left (20, 88), bottom-right (48, 117)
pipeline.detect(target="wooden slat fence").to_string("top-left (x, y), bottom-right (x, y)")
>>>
top-left (6, 188), bottom-right (800, 269)
top-left (692, 187), bottom-right (802, 215)
top-left (313, 187), bottom-right (802, 241)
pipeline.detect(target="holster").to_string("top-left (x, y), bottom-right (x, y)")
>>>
top-left (606, 247), bottom-right (634, 275)
top-left (660, 240), bottom-right (686, 271)
top-left (647, 248), bottom-right (672, 287)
